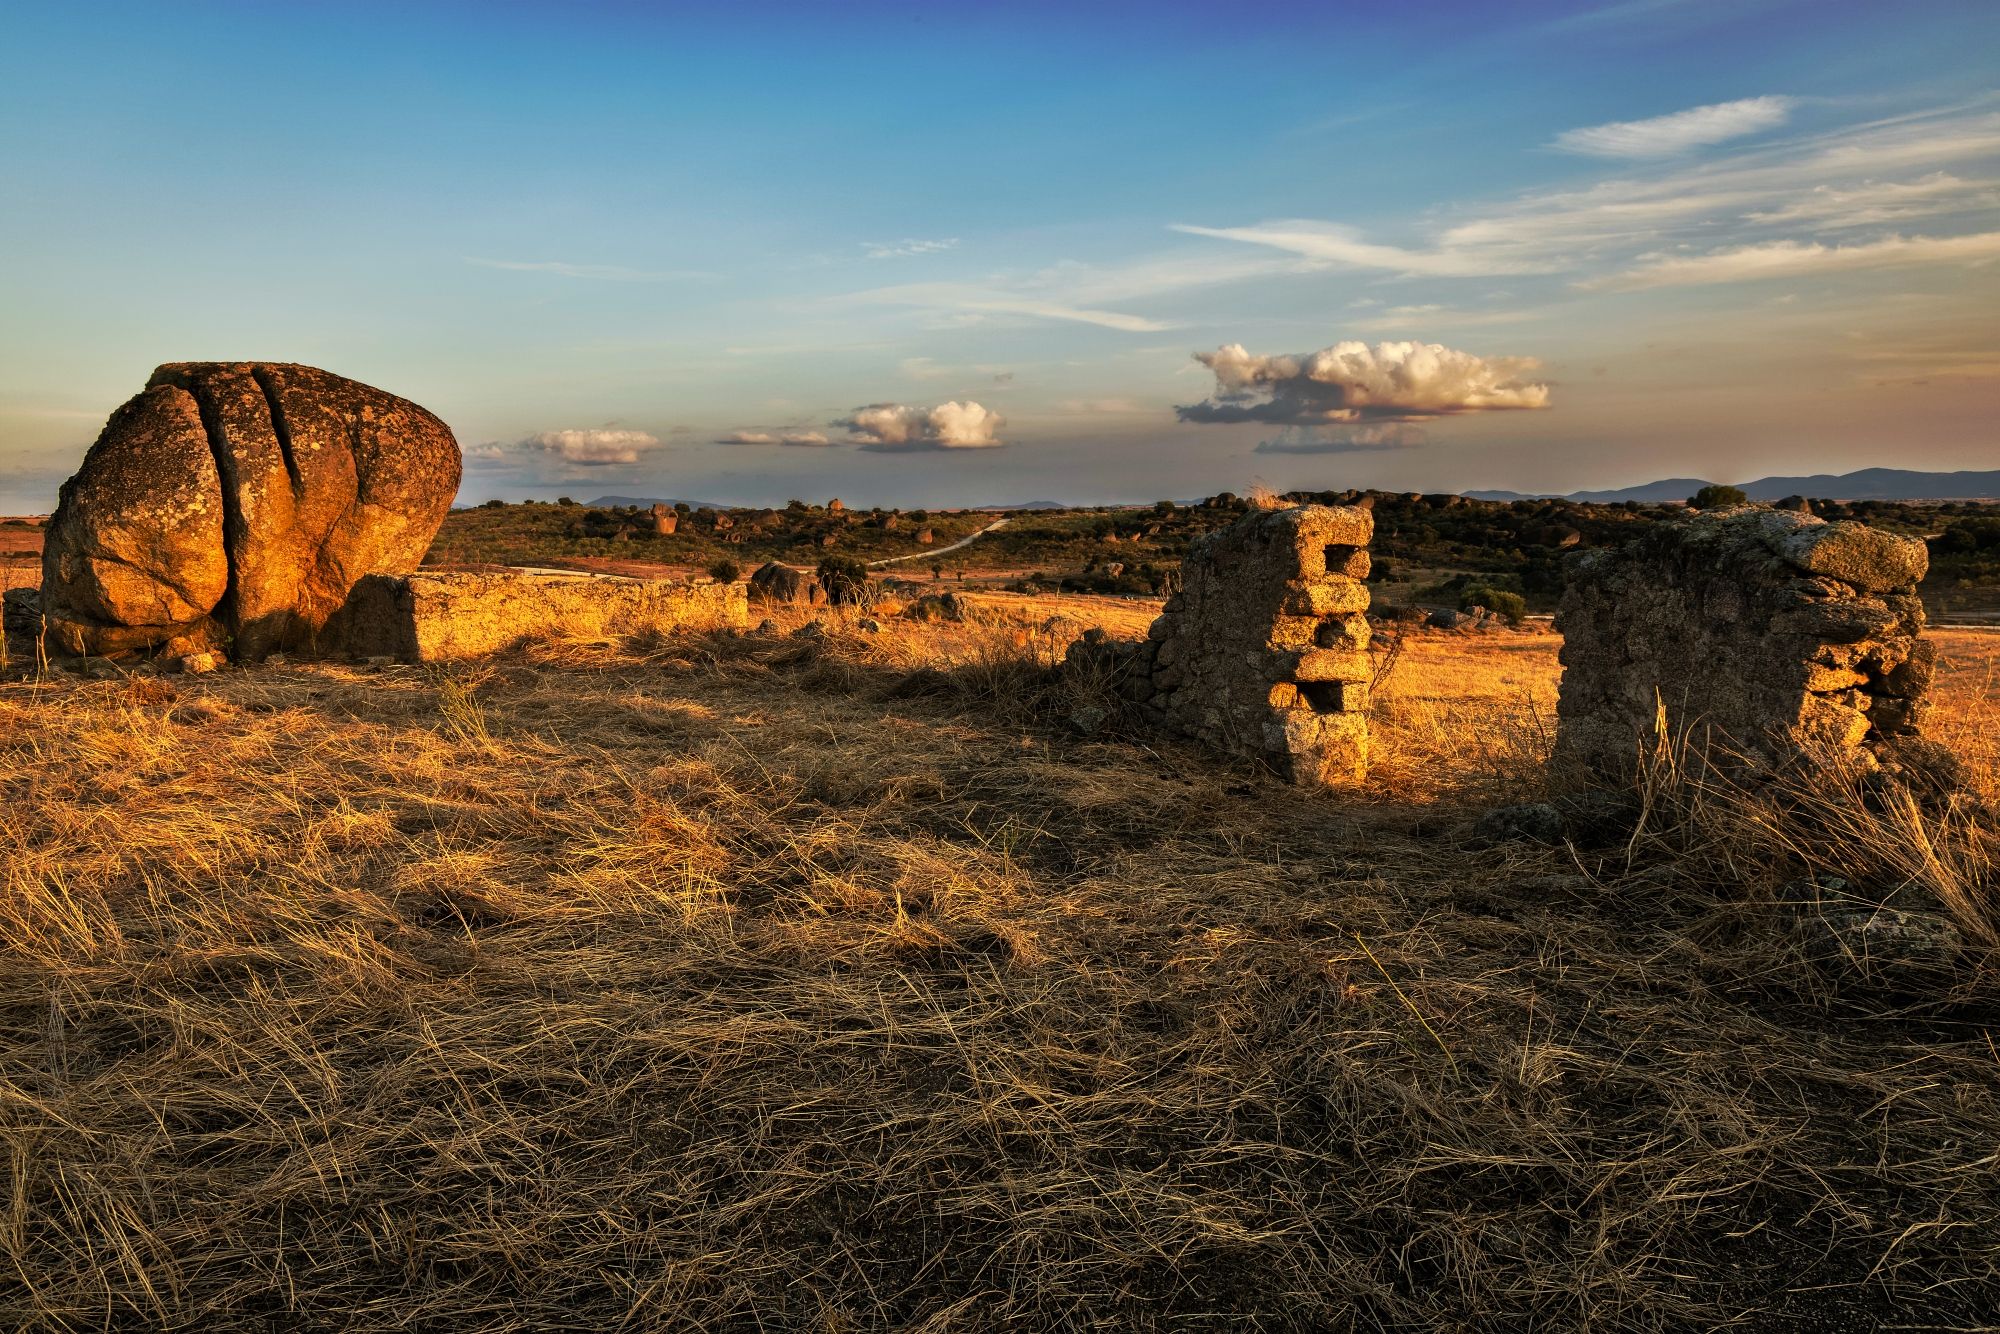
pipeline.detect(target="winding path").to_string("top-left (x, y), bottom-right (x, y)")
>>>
top-left (868, 517), bottom-right (1010, 568)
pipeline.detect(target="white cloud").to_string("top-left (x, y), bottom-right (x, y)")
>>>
top-left (835, 401), bottom-right (1005, 451)
top-left (1177, 108), bottom-right (2000, 290)
top-left (845, 282), bottom-right (1176, 332)
top-left (527, 428), bottom-right (661, 465)
top-left (1254, 423), bottom-right (1428, 455)
top-left (1586, 229), bottom-right (2000, 290)
top-left (716, 429), bottom-right (834, 446)
top-left (1170, 221), bottom-right (1552, 277)
top-left (864, 238), bottom-right (959, 259)
top-left (1743, 172), bottom-right (1999, 228)
top-left (465, 258), bottom-right (705, 282)
top-left (1553, 96), bottom-right (1795, 158)
top-left (1178, 340), bottom-right (1551, 426)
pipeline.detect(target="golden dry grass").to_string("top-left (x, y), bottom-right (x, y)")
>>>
top-left (2, 609), bottom-right (1997, 1329)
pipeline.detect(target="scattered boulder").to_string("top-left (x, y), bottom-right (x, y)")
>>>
top-left (749, 561), bottom-right (826, 606)
top-left (41, 362), bottom-right (459, 660)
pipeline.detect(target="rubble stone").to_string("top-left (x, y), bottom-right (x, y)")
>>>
top-left (1555, 506), bottom-right (1934, 775)
top-left (1067, 505), bottom-right (1373, 786)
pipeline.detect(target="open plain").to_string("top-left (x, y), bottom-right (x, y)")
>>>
top-left (3, 598), bottom-right (1995, 1330)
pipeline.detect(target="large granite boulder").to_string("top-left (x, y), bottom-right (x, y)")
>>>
top-left (41, 363), bottom-right (460, 659)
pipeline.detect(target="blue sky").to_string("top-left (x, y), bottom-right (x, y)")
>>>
top-left (1, 0), bottom-right (1996, 509)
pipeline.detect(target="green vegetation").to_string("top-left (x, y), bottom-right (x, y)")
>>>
top-left (1689, 483), bottom-right (1749, 509)
top-left (705, 558), bottom-right (741, 584)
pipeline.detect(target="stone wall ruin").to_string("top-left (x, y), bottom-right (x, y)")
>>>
top-left (1069, 504), bottom-right (1373, 786)
top-left (1555, 507), bottom-right (1934, 776)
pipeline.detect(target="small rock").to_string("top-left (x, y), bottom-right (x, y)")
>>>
top-left (755, 618), bottom-right (781, 636)
top-left (1067, 704), bottom-right (1108, 737)
top-left (856, 618), bottom-right (882, 634)
top-left (790, 620), bottom-right (827, 641)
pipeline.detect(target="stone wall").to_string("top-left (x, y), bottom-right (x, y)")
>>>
top-left (1555, 507), bottom-right (1933, 776)
top-left (1070, 504), bottom-right (1373, 786)
top-left (325, 571), bottom-right (748, 663)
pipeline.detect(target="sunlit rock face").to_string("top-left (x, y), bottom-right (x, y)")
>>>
top-left (1555, 506), bottom-right (1934, 777)
top-left (41, 363), bottom-right (460, 660)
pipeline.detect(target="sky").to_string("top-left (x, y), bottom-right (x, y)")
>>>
top-left (1, 0), bottom-right (1996, 511)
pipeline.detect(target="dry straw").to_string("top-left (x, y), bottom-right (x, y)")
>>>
top-left (1, 609), bottom-right (1996, 1329)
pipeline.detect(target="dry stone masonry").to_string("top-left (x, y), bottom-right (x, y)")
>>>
top-left (1555, 506), bottom-right (1935, 776)
top-left (1070, 504), bottom-right (1374, 786)
top-left (327, 571), bottom-right (747, 663)
top-left (41, 362), bottom-right (459, 661)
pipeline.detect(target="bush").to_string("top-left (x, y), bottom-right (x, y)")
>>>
top-left (816, 555), bottom-right (870, 604)
top-left (557, 496), bottom-right (577, 507)
top-left (479, 498), bottom-right (507, 509)
top-left (706, 559), bottom-right (741, 584)
top-left (1689, 484), bottom-right (1749, 510)
top-left (1462, 586), bottom-right (1527, 624)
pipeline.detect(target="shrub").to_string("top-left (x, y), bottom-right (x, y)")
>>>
top-left (706, 559), bottom-right (741, 584)
top-left (1463, 586), bottom-right (1527, 624)
top-left (1689, 484), bottom-right (1749, 510)
top-left (479, 498), bottom-right (507, 509)
top-left (816, 555), bottom-right (870, 604)
top-left (557, 496), bottom-right (577, 507)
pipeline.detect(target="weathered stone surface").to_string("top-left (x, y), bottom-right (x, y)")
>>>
top-left (40, 385), bottom-right (230, 654)
top-left (1068, 505), bottom-right (1373, 787)
top-left (42, 362), bottom-right (459, 659)
top-left (325, 571), bottom-right (746, 662)
top-left (1555, 506), bottom-right (1934, 776)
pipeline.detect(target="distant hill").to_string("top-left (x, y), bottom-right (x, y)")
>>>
top-left (1467, 468), bottom-right (2000, 505)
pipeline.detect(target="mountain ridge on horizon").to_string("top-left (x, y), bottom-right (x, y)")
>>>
top-left (1464, 467), bottom-right (2000, 505)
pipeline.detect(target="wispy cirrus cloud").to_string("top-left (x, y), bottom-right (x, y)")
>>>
top-left (840, 282), bottom-right (1177, 333)
top-left (863, 238), bottom-right (959, 259)
top-left (715, 429), bottom-right (834, 446)
top-left (1552, 95), bottom-right (1795, 157)
top-left (1169, 221), bottom-right (1552, 277)
top-left (465, 257), bottom-right (708, 282)
top-left (1254, 423), bottom-right (1429, 455)
top-left (1742, 171), bottom-right (1999, 228)
top-left (1586, 229), bottom-right (2000, 290)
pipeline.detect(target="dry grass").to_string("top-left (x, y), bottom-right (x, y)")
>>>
top-left (2, 610), bottom-right (1998, 1329)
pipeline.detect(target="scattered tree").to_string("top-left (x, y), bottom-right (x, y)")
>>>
top-left (1688, 484), bottom-right (1749, 510)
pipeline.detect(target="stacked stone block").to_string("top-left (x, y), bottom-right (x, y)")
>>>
top-left (1555, 507), bottom-right (1933, 776)
top-left (1071, 504), bottom-right (1373, 786)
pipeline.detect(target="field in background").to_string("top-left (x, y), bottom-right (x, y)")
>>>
top-left (3, 600), bottom-right (1997, 1329)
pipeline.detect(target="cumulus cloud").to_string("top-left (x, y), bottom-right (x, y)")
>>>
top-left (1254, 423), bottom-right (1429, 455)
top-left (1177, 340), bottom-right (1551, 428)
top-left (1553, 96), bottom-right (1794, 157)
top-left (835, 401), bottom-right (1005, 451)
top-left (716, 429), bottom-right (834, 446)
top-left (1585, 229), bottom-right (2000, 290)
top-left (465, 428), bottom-right (664, 472)
top-left (864, 238), bottom-right (959, 259)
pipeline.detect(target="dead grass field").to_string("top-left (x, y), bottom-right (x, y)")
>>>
top-left (2, 605), bottom-right (1997, 1330)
